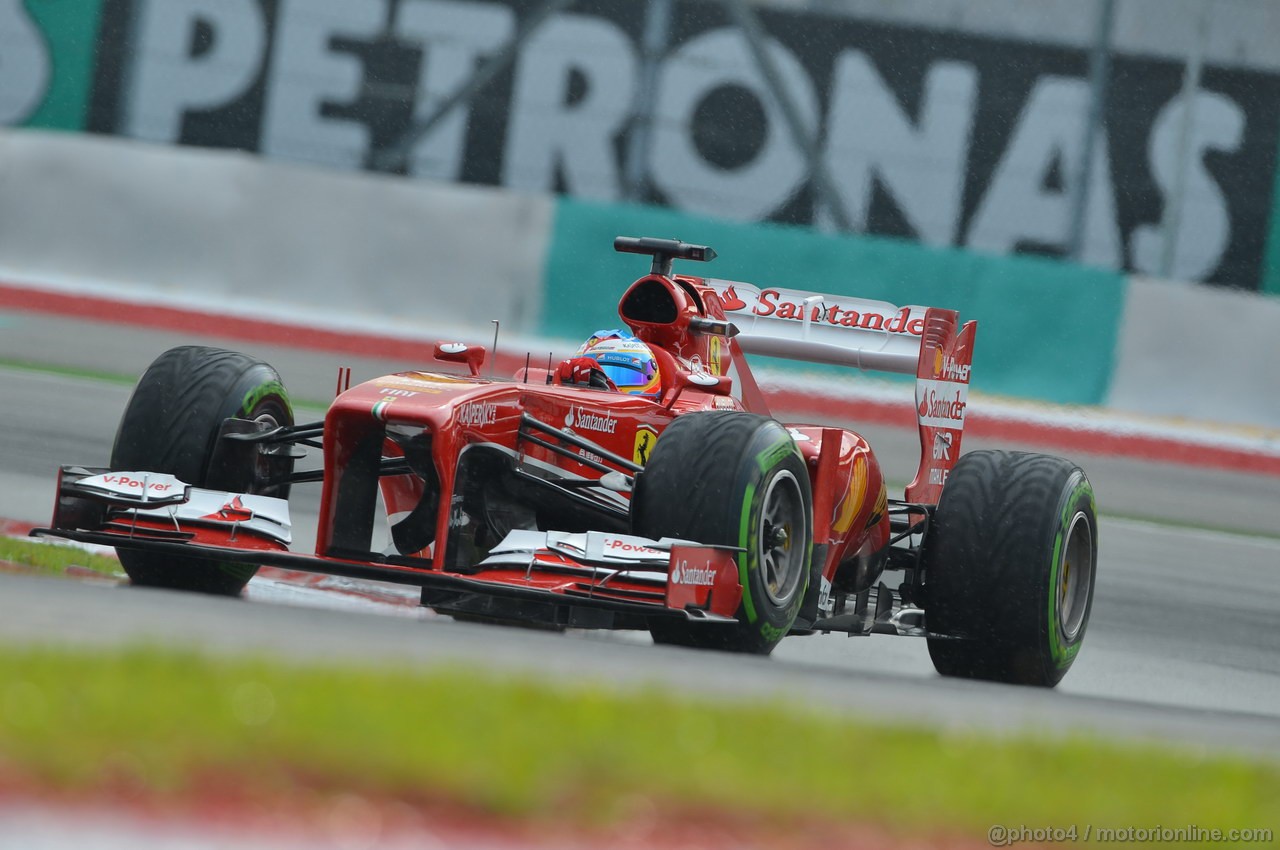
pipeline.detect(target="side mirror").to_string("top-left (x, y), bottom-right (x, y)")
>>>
top-left (433, 342), bottom-right (486, 377)
top-left (688, 317), bottom-right (739, 337)
top-left (677, 369), bottom-right (733, 395)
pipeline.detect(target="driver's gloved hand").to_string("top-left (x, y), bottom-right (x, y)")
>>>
top-left (555, 356), bottom-right (618, 391)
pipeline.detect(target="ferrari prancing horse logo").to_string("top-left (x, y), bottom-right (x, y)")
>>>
top-left (633, 424), bottom-right (659, 467)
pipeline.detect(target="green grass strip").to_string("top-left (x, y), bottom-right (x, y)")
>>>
top-left (884, 478), bottom-right (1280, 543)
top-left (0, 358), bottom-right (331, 414)
top-left (0, 538), bottom-right (122, 578)
top-left (1098, 509), bottom-right (1280, 544)
top-left (0, 644), bottom-right (1274, 839)
top-left (0, 356), bottom-right (137, 387)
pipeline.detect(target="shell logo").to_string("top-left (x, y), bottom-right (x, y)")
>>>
top-left (865, 484), bottom-right (888, 530)
top-left (832, 456), bottom-right (868, 534)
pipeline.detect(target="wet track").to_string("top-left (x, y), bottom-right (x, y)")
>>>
top-left (1, 321), bottom-right (1278, 757)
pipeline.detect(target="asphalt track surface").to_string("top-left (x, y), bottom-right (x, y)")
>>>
top-left (1, 315), bottom-right (1279, 761)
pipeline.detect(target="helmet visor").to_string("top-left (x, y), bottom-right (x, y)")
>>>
top-left (598, 361), bottom-right (658, 394)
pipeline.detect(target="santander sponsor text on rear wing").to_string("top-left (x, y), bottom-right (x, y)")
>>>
top-left (700, 280), bottom-right (976, 504)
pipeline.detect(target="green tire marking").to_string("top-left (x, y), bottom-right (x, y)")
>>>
top-left (1047, 525), bottom-right (1065, 665)
top-left (241, 380), bottom-right (290, 417)
top-left (738, 434), bottom-right (811, 633)
top-left (1047, 476), bottom-right (1092, 667)
top-left (737, 480), bottom-right (760, 624)
top-left (755, 439), bottom-right (795, 473)
top-left (758, 622), bottom-right (787, 643)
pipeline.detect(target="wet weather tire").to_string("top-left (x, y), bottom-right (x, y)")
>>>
top-left (633, 412), bottom-right (813, 655)
top-left (923, 450), bottom-right (1097, 687)
top-left (110, 346), bottom-right (294, 596)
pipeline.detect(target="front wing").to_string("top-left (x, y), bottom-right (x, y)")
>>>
top-left (33, 466), bottom-right (744, 628)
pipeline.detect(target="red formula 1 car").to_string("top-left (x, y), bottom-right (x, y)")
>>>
top-left (36, 237), bottom-right (1098, 686)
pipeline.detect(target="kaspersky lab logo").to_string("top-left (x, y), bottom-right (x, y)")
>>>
top-left (564, 405), bottom-right (618, 434)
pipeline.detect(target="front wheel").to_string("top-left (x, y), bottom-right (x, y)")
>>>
top-left (632, 412), bottom-right (813, 655)
top-left (109, 346), bottom-right (295, 595)
top-left (923, 450), bottom-right (1097, 687)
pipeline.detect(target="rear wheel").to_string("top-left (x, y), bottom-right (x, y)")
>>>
top-left (110, 346), bottom-right (294, 595)
top-left (923, 450), bottom-right (1097, 687)
top-left (632, 412), bottom-right (812, 655)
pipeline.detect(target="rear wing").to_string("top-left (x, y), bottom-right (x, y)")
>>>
top-left (702, 279), bottom-right (927, 375)
top-left (700, 279), bottom-right (975, 504)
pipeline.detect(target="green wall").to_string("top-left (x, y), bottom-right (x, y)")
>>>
top-left (16, 0), bottom-right (104, 130)
top-left (544, 198), bottom-right (1128, 406)
top-left (1263, 133), bottom-right (1280, 297)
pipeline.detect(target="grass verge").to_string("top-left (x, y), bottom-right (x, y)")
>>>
top-left (0, 356), bottom-right (137, 387)
top-left (883, 477), bottom-right (1280, 543)
top-left (0, 538), bottom-right (122, 579)
top-left (0, 644), bottom-right (1275, 841)
top-left (0, 356), bottom-right (335, 413)
top-left (1096, 509), bottom-right (1280, 544)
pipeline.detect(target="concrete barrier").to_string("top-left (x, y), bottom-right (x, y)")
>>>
top-left (0, 129), bottom-right (552, 334)
top-left (1108, 276), bottom-right (1280, 429)
top-left (0, 127), bottom-right (1275, 432)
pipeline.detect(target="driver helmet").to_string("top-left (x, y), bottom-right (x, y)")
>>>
top-left (576, 330), bottom-right (661, 397)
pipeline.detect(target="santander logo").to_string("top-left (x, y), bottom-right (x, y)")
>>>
top-left (719, 285), bottom-right (748, 312)
top-left (206, 495), bottom-right (254, 522)
top-left (917, 383), bottom-right (968, 428)
top-left (671, 559), bottom-right (717, 586)
top-left (717, 285), bottom-right (925, 335)
top-left (564, 406), bottom-right (618, 434)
